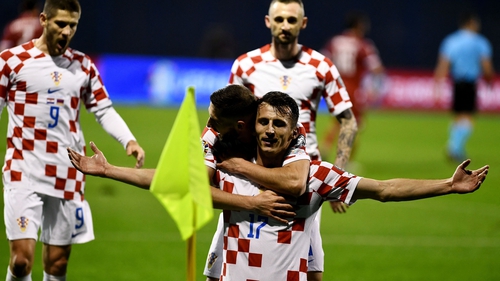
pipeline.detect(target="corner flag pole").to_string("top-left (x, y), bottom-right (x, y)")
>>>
top-left (149, 86), bottom-right (213, 281)
top-left (187, 204), bottom-right (196, 281)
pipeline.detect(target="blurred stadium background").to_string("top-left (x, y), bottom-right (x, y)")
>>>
top-left (1, 0), bottom-right (499, 280)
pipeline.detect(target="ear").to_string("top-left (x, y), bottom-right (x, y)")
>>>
top-left (40, 13), bottom-right (47, 27)
top-left (236, 120), bottom-right (245, 131)
top-left (292, 127), bottom-right (299, 139)
top-left (265, 15), bottom-right (271, 28)
top-left (301, 16), bottom-right (308, 29)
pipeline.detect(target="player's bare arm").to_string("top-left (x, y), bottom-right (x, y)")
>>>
top-left (329, 108), bottom-right (357, 213)
top-left (211, 187), bottom-right (295, 223)
top-left (334, 108), bottom-right (357, 169)
top-left (69, 142), bottom-right (295, 219)
top-left (216, 158), bottom-right (309, 197)
top-left (353, 160), bottom-right (489, 202)
top-left (68, 142), bottom-right (153, 189)
top-left (208, 164), bottom-right (296, 221)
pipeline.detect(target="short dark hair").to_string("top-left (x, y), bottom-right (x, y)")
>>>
top-left (43, 0), bottom-right (81, 19)
top-left (210, 84), bottom-right (257, 122)
top-left (21, 0), bottom-right (39, 12)
top-left (257, 91), bottom-right (299, 127)
top-left (458, 11), bottom-right (479, 27)
top-left (344, 11), bottom-right (369, 29)
top-left (270, 0), bottom-right (304, 13)
top-left (271, 0), bottom-right (303, 5)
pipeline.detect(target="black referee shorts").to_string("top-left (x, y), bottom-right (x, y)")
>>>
top-left (452, 81), bottom-right (477, 113)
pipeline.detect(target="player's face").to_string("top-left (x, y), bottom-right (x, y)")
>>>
top-left (40, 9), bottom-right (80, 56)
top-left (255, 102), bottom-right (296, 157)
top-left (265, 2), bottom-right (307, 45)
top-left (208, 103), bottom-right (232, 137)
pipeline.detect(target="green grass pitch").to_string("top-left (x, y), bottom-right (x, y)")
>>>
top-left (1, 106), bottom-right (499, 280)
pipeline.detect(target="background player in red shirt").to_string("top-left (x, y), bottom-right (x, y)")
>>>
top-left (321, 11), bottom-right (384, 164)
top-left (0, 0), bottom-right (43, 51)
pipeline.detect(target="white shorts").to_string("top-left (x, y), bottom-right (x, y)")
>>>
top-left (204, 211), bottom-right (326, 276)
top-left (203, 213), bottom-right (224, 279)
top-left (308, 214), bottom-right (325, 272)
top-left (3, 187), bottom-right (95, 245)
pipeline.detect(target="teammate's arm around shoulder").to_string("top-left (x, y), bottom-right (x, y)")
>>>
top-left (217, 158), bottom-right (309, 197)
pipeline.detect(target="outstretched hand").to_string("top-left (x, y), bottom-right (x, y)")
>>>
top-left (252, 190), bottom-right (296, 224)
top-left (451, 159), bottom-right (489, 193)
top-left (67, 142), bottom-right (108, 176)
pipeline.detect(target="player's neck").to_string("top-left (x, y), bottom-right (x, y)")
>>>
top-left (271, 41), bottom-right (300, 61)
top-left (256, 149), bottom-right (286, 168)
top-left (34, 37), bottom-right (49, 54)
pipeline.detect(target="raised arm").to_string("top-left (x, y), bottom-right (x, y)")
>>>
top-left (353, 160), bottom-right (489, 202)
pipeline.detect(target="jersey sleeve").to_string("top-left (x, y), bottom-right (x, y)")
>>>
top-left (81, 55), bottom-right (113, 113)
top-left (309, 161), bottom-right (362, 205)
top-left (202, 126), bottom-right (220, 169)
top-left (479, 36), bottom-right (493, 59)
top-left (321, 57), bottom-right (353, 116)
top-left (0, 53), bottom-right (9, 113)
top-left (363, 39), bottom-right (383, 72)
top-left (228, 56), bottom-right (245, 85)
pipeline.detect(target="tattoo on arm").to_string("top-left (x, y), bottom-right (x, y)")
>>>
top-left (334, 109), bottom-right (358, 169)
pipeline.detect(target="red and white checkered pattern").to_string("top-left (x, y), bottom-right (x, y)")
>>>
top-left (0, 41), bottom-right (113, 201)
top-left (216, 160), bottom-right (361, 280)
top-left (229, 44), bottom-right (353, 159)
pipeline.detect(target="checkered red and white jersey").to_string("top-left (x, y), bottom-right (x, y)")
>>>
top-left (216, 160), bottom-right (361, 280)
top-left (229, 44), bottom-right (352, 159)
top-left (321, 31), bottom-right (382, 95)
top-left (0, 41), bottom-right (114, 201)
top-left (201, 123), bottom-right (309, 170)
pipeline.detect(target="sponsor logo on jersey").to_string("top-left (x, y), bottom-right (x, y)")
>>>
top-left (48, 88), bottom-right (62, 94)
top-left (51, 71), bottom-right (63, 86)
top-left (17, 216), bottom-right (29, 232)
top-left (280, 75), bottom-right (292, 90)
top-left (207, 252), bottom-right (218, 269)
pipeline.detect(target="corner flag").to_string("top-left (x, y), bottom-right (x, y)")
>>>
top-left (150, 86), bottom-right (213, 241)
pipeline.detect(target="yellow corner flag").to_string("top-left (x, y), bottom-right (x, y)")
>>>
top-left (150, 86), bottom-right (213, 241)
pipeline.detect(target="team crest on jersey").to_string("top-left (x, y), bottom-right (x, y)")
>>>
top-left (207, 252), bottom-right (218, 269)
top-left (202, 140), bottom-right (210, 156)
top-left (51, 71), bottom-right (63, 86)
top-left (17, 216), bottom-right (29, 232)
top-left (280, 75), bottom-right (292, 90)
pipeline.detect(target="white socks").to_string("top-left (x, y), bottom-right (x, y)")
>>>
top-left (5, 267), bottom-right (65, 281)
top-left (42, 272), bottom-right (66, 281)
top-left (6, 267), bottom-right (32, 281)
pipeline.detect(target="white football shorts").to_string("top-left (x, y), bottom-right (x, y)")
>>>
top-left (307, 214), bottom-right (325, 272)
top-left (204, 213), bottom-right (224, 279)
top-left (3, 187), bottom-right (94, 245)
